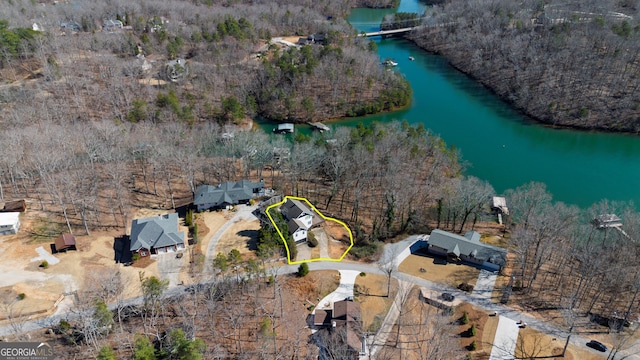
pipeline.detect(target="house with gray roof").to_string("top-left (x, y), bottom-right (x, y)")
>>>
top-left (281, 198), bottom-right (318, 243)
top-left (193, 180), bottom-right (264, 211)
top-left (130, 213), bottom-right (185, 257)
top-left (427, 229), bottom-right (507, 272)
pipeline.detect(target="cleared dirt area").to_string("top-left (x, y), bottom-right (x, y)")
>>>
top-left (215, 218), bottom-right (261, 257)
top-left (355, 273), bottom-right (397, 331)
top-left (456, 303), bottom-right (491, 358)
top-left (197, 210), bottom-right (232, 255)
top-left (0, 206), bottom-right (194, 324)
top-left (376, 288), bottom-right (491, 359)
top-left (321, 221), bottom-right (350, 259)
top-left (399, 254), bottom-right (480, 288)
top-left (515, 327), bottom-right (606, 360)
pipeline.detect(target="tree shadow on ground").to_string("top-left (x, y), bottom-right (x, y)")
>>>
top-left (238, 229), bottom-right (259, 251)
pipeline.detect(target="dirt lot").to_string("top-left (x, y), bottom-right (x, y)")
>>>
top-left (215, 218), bottom-right (261, 258)
top-left (398, 254), bottom-right (481, 288)
top-left (375, 287), bottom-right (493, 359)
top-left (515, 327), bottom-right (606, 360)
top-left (355, 273), bottom-right (397, 331)
top-left (0, 207), bottom-right (199, 324)
top-left (321, 221), bottom-right (351, 259)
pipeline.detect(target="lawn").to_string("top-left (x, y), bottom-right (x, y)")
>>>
top-left (355, 273), bottom-right (397, 331)
top-left (399, 253), bottom-right (481, 288)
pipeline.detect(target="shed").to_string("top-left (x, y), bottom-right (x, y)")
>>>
top-left (0, 212), bottom-right (20, 235)
top-left (2, 199), bottom-right (26, 212)
top-left (54, 234), bottom-right (77, 252)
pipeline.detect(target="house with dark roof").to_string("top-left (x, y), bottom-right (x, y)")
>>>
top-left (130, 213), bottom-right (185, 257)
top-left (427, 229), bottom-right (507, 272)
top-left (193, 180), bottom-right (264, 211)
top-left (281, 198), bottom-right (316, 243)
top-left (313, 299), bottom-right (365, 358)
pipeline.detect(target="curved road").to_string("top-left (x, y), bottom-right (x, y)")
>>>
top-left (2, 227), bottom-right (639, 359)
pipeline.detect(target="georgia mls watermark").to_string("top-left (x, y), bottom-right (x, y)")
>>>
top-left (0, 342), bottom-right (54, 360)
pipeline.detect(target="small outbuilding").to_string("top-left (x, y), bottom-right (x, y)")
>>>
top-left (2, 199), bottom-right (26, 213)
top-left (54, 233), bottom-right (77, 252)
top-left (0, 212), bottom-right (20, 235)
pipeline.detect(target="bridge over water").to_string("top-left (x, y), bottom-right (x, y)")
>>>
top-left (358, 22), bottom-right (456, 37)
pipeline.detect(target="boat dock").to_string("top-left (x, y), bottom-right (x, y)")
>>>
top-left (273, 123), bottom-right (294, 133)
top-left (310, 122), bottom-right (330, 132)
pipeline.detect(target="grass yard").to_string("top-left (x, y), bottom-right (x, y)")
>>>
top-left (515, 327), bottom-right (606, 360)
top-left (355, 273), bottom-right (397, 331)
top-left (399, 254), bottom-right (481, 288)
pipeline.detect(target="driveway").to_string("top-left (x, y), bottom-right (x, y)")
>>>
top-left (473, 269), bottom-right (498, 300)
top-left (313, 228), bottom-right (329, 259)
top-left (157, 252), bottom-right (183, 288)
top-left (489, 316), bottom-right (520, 360)
top-left (204, 204), bottom-right (257, 272)
top-left (315, 270), bottom-right (360, 310)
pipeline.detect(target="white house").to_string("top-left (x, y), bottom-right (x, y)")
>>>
top-left (281, 198), bottom-right (314, 243)
top-left (0, 212), bottom-right (20, 235)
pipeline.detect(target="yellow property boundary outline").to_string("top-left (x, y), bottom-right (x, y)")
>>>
top-left (265, 196), bottom-right (353, 265)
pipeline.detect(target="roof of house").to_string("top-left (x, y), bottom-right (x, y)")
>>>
top-left (428, 229), bottom-right (507, 266)
top-left (332, 300), bottom-right (363, 355)
top-left (287, 218), bottom-right (307, 233)
top-left (333, 299), bottom-right (360, 321)
top-left (193, 180), bottom-right (263, 207)
top-left (314, 309), bottom-right (331, 326)
top-left (130, 213), bottom-right (185, 251)
top-left (55, 233), bottom-right (76, 247)
top-left (282, 198), bottom-right (312, 219)
top-left (0, 212), bottom-right (20, 226)
top-left (2, 200), bottom-right (26, 213)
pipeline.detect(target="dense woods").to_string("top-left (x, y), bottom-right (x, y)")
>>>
top-left (411, 0), bottom-right (640, 133)
top-left (0, 0), bottom-right (410, 127)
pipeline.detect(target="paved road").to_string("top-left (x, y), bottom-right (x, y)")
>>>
top-left (366, 279), bottom-right (413, 359)
top-left (204, 204), bottom-right (257, 273)
top-left (3, 230), bottom-right (640, 360)
top-left (473, 269), bottom-right (498, 300)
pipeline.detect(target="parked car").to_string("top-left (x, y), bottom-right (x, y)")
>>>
top-left (586, 340), bottom-right (608, 352)
top-left (441, 292), bottom-right (455, 302)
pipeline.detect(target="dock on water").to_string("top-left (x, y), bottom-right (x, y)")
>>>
top-left (310, 122), bottom-right (330, 132)
top-left (273, 123), bottom-right (294, 133)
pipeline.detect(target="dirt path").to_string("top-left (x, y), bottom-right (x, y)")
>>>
top-left (314, 228), bottom-right (329, 258)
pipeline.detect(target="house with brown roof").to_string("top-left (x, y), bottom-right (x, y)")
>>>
top-left (54, 233), bottom-right (76, 252)
top-left (313, 299), bottom-right (365, 358)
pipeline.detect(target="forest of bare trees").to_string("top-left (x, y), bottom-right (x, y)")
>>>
top-left (411, 0), bottom-right (640, 133)
top-left (0, 0), bottom-right (410, 128)
top-left (3, 0), bottom-right (640, 357)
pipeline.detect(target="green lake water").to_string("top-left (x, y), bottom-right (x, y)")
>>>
top-left (262, 0), bottom-right (640, 209)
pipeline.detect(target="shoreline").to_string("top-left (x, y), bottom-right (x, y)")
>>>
top-left (401, 35), bottom-right (640, 138)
